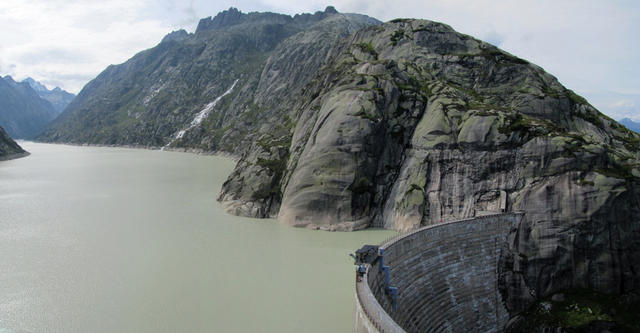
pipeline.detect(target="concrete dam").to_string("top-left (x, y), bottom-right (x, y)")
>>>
top-left (355, 213), bottom-right (523, 333)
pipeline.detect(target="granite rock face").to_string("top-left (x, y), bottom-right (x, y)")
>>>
top-left (216, 12), bottom-right (379, 217)
top-left (220, 19), bottom-right (640, 311)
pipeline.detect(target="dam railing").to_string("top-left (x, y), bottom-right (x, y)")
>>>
top-left (377, 213), bottom-right (521, 250)
top-left (354, 212), bottom-right (523, 333)
top-left (355, 265), bottom-right (405, 333)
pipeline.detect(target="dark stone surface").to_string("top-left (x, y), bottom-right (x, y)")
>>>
top-left (359, 214), bottom-right (521, 332)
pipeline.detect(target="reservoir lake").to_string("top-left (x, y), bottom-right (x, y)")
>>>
top-left (0, 142), bottom-right (394, 332)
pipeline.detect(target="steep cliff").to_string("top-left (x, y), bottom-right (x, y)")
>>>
top-left (218, 19), bottom-right (640, 314)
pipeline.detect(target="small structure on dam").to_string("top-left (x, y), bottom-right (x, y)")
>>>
top-left (354, 213), bottom-right (523, 333)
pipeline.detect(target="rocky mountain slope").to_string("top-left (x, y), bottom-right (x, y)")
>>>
top-left (22, 77), bottom-right (75, 114)
top-left (0, 75), bottom-right (58, 138)
top-left (217, 18), bottom-right (640, 316)
top-left (35, 8), bottom-right (639, 320)
top-left (38, 7), bottom-right (379, 151)
top-left (0, 125), bottom-right (27, 161)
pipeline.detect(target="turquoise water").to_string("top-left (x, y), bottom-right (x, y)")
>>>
top-left (0, 142), bottom-right (394, 333)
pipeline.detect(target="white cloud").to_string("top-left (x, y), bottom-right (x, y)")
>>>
top-left (612, 100), bottom-right (636, 109)
top-left (0, 0), bottom-right (638, 122)
top-left (582, 91), bottom-right (640, 121)
top-left (0, 0), bottom-right (169, 93)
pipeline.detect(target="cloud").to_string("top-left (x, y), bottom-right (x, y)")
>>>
top-left (481, 31), bottom-right (504, 47)
top-left (612, 99), bottom-right (636, 109)
top-left (16, 48), bottom-right (91, 65)
top-left (0, 0), bottom-right (169, 92)
top-left (581, 91), bottom-right (640, 121)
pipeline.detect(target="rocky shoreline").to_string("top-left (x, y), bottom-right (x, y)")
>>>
top-left (0, 151), bottom-right (30, 162)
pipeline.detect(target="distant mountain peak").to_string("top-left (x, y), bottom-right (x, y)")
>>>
top-left (0, 75), bottom-right (56, 139)
top-left (195, 7), bottom-right (346, 35)
top-left (324, 6), bottom-right (338, 14)
top-left (3, 75), bottom-right (16, 84)
top-left (619, 117), bottom-right (640, 133)
top-left (161, 29), bottom-right (190, 43)
top-left (23, 77), bottom-right (49, 92)
top-left (196, 7), bottom-right (248, 33)
top-left (19, 77), bottom-right (75, 115)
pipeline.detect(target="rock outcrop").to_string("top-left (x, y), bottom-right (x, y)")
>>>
top-left (0, 125), bottom-right (28, 161)
top-left (218, 19), bottom-right (640, 313)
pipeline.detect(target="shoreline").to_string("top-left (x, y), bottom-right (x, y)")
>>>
top-left (0, 151), bottom-right (30, 162)
top-left (24, 140), bottom-right (241, 161)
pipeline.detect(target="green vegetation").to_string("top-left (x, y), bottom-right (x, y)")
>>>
top-left (391, 29), bottom-right (405, 45)
top-left (256, 157), bottom-right (287, 174)
top-left (501, 113), bottom-right (531, 134)
top-left (454, 46), bottom-right (529, 65)
top-left (445, 81), bottom-right (483, 102)
top-left (467, 101), bottom-right (511, 112)
top-left (517, 289), bottom-right (640, 331)
top-left (412, 25), bottom-right (430, 33)
top-left (577, 179), bottom-right (595, 186)
top-left (595, 163), bottom-right (635, 180)
top-left (420, 83), bottom-right (432, 97)
top-left (498, 113), bottom-right (562, 139)
top-left (567, 89), bottom-right (588, 105)
top-left (479, 46), bottom-right (529, 65)
top-left (543, 86), bottom-right (561, 98)
top-left (355, 42), bottom-right (377, 56)
top-left (622, 134), bottom-right (640, 151)
top-left (257, 136), bottom-right (291, 151)
top-left (354, 107), bottom-right (380, 122)
top-left (578, 108), bottom-right (605, 129)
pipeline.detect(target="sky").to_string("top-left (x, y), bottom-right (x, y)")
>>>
top-left (0, 0), bottom-right (638, 120)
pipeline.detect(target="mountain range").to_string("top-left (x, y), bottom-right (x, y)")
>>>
top-left (32, 6), bottom-right (640, 329)
top-left (619, 117), bottom-right (640, 133)
top-left (39, 7), bottom-right (377, 148)
top-left (0, 75), bottom-right (74, 139)
top-left (22, 77), bottom-right (75, 114)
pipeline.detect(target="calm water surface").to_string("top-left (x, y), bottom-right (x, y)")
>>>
top-left (0, 142), bottom-right (394, 333)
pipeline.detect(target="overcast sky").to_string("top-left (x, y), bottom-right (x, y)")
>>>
top-left (1, 0), bottom-right (638, 120)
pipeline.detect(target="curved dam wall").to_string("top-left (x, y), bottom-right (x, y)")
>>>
top-left (355, 213), bottom-right (523, 333)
